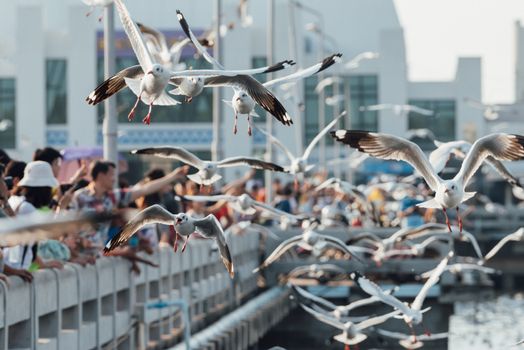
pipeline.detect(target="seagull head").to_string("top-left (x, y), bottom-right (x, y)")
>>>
top-left (442, 181), bottom-right (458, 196)
top-left (235, 91), bottom-right (248, 103)
top-left (175, 213), bottom-right (188, 225)
top-left (148, 64), bottom-right (165, 77)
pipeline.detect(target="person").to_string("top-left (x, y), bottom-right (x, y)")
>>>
top-left (0, 149), bottom-right (10, 167)
top-left (71, 161), bottom-right (188, 251)
top-left (3, 161), bottom-right (64, 280)
top-left (33, 147), bottom-right (62, 178)
top-left (4, 160), bottom-right (26, 193)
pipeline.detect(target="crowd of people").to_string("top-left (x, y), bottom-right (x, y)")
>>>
top-left (0, 146), bottom-right (474, 284)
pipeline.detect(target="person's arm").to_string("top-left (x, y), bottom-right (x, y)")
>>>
top-left (129, 166), bottom-right (189, 202)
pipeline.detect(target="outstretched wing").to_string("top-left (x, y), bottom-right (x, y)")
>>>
top-left (457, 133), bottom-right (524, 186)
top-left (104, 205), bottom-right (173, 252)
top-left (303, 111), bottom-right (346, 160)
top-left (86, 65), bottom-right (143, 105)
top-left (194, 214), bottom-right (234, 278)
top-left (131, 147), bottom-right (205, 169)
top-left (217, 157), bottom-right (285, 172)
top-left (332, 130), bottom-right (441, 192)
top-left (411, 252), bottom-right (452, 311)
top-left (252, 124), bottom-right (295, 162)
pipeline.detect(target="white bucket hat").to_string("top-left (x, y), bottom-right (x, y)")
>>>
top-left (18, 161), bottom-right (59, 188)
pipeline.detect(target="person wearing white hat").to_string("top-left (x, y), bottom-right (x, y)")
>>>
top-left (2, 161), bottom-right (63, 279)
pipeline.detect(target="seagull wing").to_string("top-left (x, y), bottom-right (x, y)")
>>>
top-left (183, 194), bottom-right (237, 203)
top-left (331, 130), bottom-right (441, 192)
top-left (484, 228), bottom-right (524, 261)
top-left (250, 199), bottom-right (297, 219)
top-left (194, 214), bottom-right (234, 278)
top-left (292, 285), bottom-right (338, 310)
top-left (252, 124), bottom-right (295, 162)
top-left (0, 211), bottom-right (116, 247)
top-left (375, 329), bottom-right (409, 340)
top-left (353, 273), bottom-right (412, 316)
top-left (263, 53), bottom-right (342, 88)
top-left (217, 157), bottom-right (286, 172)
top-left (323, 235), bottom-right (365, 263)
top-left (86, 65), bottom-right (143, 105)
top-left (204, 75), bottom-right (293, 126)
top-left (255, 236), bottom-right (303, 271)
top-left (303, 111), bottom-right (346, 160)
top-left (405, 105), bottom-right (434, 116)
top-left (113, 0), bottom-right (154, 72)
top-left (411, 252), bottom-right (452, 311)
top-left (131, 146), bottom-right (205, 169)
top-left (104, 205), bottom-right (173, 252)
top-left (485, 156), bottom-right (522, 187)
top-left (355, 310), bottom-right (402, 331)
top-left (456, 133), bottom-right (524, 187)
top-left (300, 303), bottom-right (345, 331)
top-left (136, 22), bottom-right (168, 54)
top-left (176, 10), bottom-right (225, 69)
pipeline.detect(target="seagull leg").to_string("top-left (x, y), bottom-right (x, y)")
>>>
top-left (233, 112), bottom-right (238, 134)
top-left (171, 226), bottom-right (179, 252)
top-left (181, 234), bottom-right (191, 252)
top-left (128, 92), bottom-right (142, 121)
top-left (143, 102), bottom-right (154, 125)
top-left (185, 96), bottom-right (193, 103)
top-left (294, 176), bottom-right (299, 191)
top-left (97, 10), bottom-right (104, 22)
top-left (344, 345), bottom-right (350, 350)
top-left (457, 207), bottom-right (463, 234)
top-left (443, 207), bottom-right (452, 232)
top-left (408, 322), bottom-right (418, 343)
top-left (247, 114), bottom-right (252, 136)
top-left (85, 6), bottom-right (94, 17)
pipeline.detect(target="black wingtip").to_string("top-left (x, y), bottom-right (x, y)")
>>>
top-left (317, 53), bottom-right (343, 73)
top-left (262, 60), bottom-right (296, 74)
top-left (349, 271), bottom-right (364, 281)
top-left (330, 129), bottom-right (373, 151)
top-left (176, 10), bottom-right (191, 39)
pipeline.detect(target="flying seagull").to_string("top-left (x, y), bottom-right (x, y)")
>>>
top-left (376, 328), bottom-right (448, 350)
top-left (359, 104), bottom-right (434, 117)
top-left (332, 130), bottom-right (524, 232)
top-left (482, 227), bottom-right (524, 262)
top-left (131, 146), bottom-right (286, 186)
top-left (104, 205), bottom-right (234, 278)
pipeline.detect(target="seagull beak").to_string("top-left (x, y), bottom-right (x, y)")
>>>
top-left (235, 97), bottom-right (241, 102)
top-left (175, 218), bottom-right (181, 224)
top-left (444, 189), bottom-right (450, 193)
top-left (147, 70), bottom-right (154, 75)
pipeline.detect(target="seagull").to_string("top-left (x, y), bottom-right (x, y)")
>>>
top-left (420, 263), bottom-right (499, 280)
top-left (376, 236), bottom-right (442, 261)
top-left (286, 264), bottom-right (347, 282)
top-left (87, 0), bottom-right (289, 126)
top-left (104, 205), bottom-right (234, 278)
top-left (256, 111), bottom-right (346, 184)
top-left (430, 139), bottom-right (521, 188)
top-left (0, 119), bottom-right (13, 132)
top-left (224, 221), bottom-right (280, 240)
top-left (464, 97), bottom-right (509, 121)
top-left (82, 0), bottom-right (113, 21)
top-left (237, 0), bottom-right (253, 27)
top-left (332, 131), bottom-right (524, 232)
top-left (0, 211), bottom-right (117, 247)
top-left (351, 252), bottom-right (453, 341)
top-left (293, 284), bottom-right (398, 320)
top-left (254, 227), bottom-right (364, 272)
top-left (376, 328), bottom-right (448, 350)
top-left (482, 228), bottom-right (524, 262)
top-left (300, 303), bottom-right (401, 346)
top-left (183, 193), bottom-right (299, 223)
top-left (359, 104), bottom-right (434, 117)
top-left (131, 146), bottom-right (285, 186)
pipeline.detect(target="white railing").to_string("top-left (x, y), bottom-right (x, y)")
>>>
top-left (0, 234), bottom-right (260, 350)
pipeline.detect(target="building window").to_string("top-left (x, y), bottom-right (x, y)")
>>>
top-left (96, 57), bottom-right (213, 124)
top-left (348, 75), bottom-right (378, 131)
top-left (304, 76), bottom-right (336, 146)
top-left (46, 59), bottom-right (67, 124)
top-left (0, 79), bottom-right (15, 149)
top-left (408, 99), bottom-right (456, 141)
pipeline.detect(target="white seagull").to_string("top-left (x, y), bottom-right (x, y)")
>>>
top-left (300, 303), bottom-right (401, 346)
top-left (420, 263), bottom-right (499, 280)
top-left (430, 139), bottom-right (521, 188)
top-left (104, 205), bottom-right (234, 277)
top-left (376, 328), bottom-right (448, 350)
top-left (183, 193), bottom-right (299, 222)
top-left (482, 227), bottom-right (524, 262)
top-left (286, 264), bottom-right (347, 282)
top-left (254, 228), bottom-right (364, 272)
top-left (332, 130), bottom-right (524, 232)
top-left (359, 104), bottom-right (434, 117)
top-left (256, 111), bottom-right (346, 184)
top-left (464, 97), bottom-right (509, 121)
top-left (131, 146), bottom-right (286, 186)
top-left (351, 252), bottom-right (452, 341)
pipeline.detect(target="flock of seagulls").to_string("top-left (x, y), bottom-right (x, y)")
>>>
top-left (2, 1), bottom-right (522, 349)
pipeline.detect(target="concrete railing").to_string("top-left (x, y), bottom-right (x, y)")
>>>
top-left (0, 233), bottom-right (260, 350)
